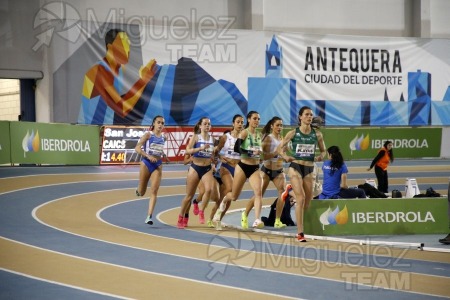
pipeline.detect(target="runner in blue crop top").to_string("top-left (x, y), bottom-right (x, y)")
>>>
top-left (177, 117), bottom-right (216, 229)
top-left (134, 116), bottom-right (167, 226)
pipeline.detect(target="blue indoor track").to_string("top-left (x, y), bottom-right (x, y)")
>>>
top-left (0, 159), bottom-right (449, 299)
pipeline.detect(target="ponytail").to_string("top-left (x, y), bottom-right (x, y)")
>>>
top-left (327, 145), bottom-right (344, 174)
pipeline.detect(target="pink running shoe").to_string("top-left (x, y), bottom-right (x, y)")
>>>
top-left (183, 216), bottom-right (189, 227)
top-left (199, 210), bottom-right (205, 224)
top-left (193, 199), bottom-right (199, 215)
top-left (177, 215), bottom-right (185, 229)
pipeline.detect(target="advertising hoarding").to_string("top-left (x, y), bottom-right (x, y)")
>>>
top-left (10, 122), bottom-right (100, 165)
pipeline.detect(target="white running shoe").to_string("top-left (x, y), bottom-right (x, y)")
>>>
top-left (213, 208), bottom-right (222, 222)
top-left (145, 215), bottom-right (153, 225)
top-left (252, 219), bottom-right (264, 229)
top-left (215, 220), bottom-right (223, 231)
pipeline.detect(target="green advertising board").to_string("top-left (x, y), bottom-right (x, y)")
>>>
top-left (0, 121), bottom-right (11, 164)
top-left (320, 127), bottom-right (441, 159)
top-left (304, 197), bottom-right (448, 235)
top-left (10, 121), bottom-right (100, 165)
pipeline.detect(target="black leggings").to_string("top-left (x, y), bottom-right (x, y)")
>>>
top-left (375, 165), bottom-right (388, 193)
top-left (339, 188), bottom-right (367, 199)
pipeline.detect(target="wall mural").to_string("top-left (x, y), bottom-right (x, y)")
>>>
top-left (51, 23), bottom-right (450, 126)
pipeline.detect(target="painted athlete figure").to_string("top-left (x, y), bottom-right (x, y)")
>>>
top-left (79, 29), bottom-right (158, 124)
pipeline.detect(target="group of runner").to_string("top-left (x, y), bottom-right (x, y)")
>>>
top-left (134, 106), bottom-right (326, 242)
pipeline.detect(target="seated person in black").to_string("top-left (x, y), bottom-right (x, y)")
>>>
top-left (262, 187), bottom-right (296, 227)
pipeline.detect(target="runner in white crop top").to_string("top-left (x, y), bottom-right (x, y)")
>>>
top-left (208, 114), bottom-right (244, 229)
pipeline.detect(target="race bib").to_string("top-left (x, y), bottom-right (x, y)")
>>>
top-left (198, 143), bottom-right (213, 158)
top-left (248, 146), bottom-right (261, 158)
top-left (295, 144), bottom-right (314, 157)
top-left (147, 142), bottom-right (164, 157)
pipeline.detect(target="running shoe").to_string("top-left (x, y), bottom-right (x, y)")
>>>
top-left (213, 207), bottom-right (223, 222)
top-left (252, 219), bottom-right (264, 229)
top-left (177, 215), bottom-right (185, 229)
top-left (193, 199), bottom-right (199, 215)
top-left (297, 232), bottom-right (306, 242)
top-left (199, 210), bottom-right (205, 224)
top-left (145, 215), bottom-right (153, 225)
top-left (274, 219), bottom-right (286, 229)
top-left (241, 211), bottom-right (248, 229)
top-left (135, 189), bottom-right (141, 197)
top-left (439, 234), bottom-right (450, 245)
top-left (183, 216), bottom-right (189, 227)
top-left (206, 220), bottom-right (214, 228)
top-left (215, 220), bottom-right (222, 231)
top-left (281, 184), bottom-right (292, 202)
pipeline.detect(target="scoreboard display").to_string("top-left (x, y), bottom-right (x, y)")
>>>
top-left (100, 125), bottom-right (230, 165)
top-left (100, 126), bottom-right (148, 165)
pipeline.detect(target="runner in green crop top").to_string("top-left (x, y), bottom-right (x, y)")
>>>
top-left (290, 127), bottom-right (318, 162)
top-left (242, 116), bottom-right (288, 229)
top-left (239, 128), bottom-right (262, 159)
top-left (214, 111), bottom-right (265, 229)
top-left (277, 106), bottom-right (326, 242)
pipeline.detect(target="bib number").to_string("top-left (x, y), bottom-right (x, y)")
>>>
top-left (295, 144), bottom-right (314, 157)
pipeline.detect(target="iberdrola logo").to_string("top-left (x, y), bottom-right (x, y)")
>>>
top-left (349, 134), bottom-right (370, 155)
top-left (319, 205), bottom-right (348, 229)
top-left (22, 130), bottom-right (40, 157)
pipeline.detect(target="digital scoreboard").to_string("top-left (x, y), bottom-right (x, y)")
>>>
top-left (100, 125), bottom-right (230, 164)
top-left (100, 126), bottom-right (148, 165)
